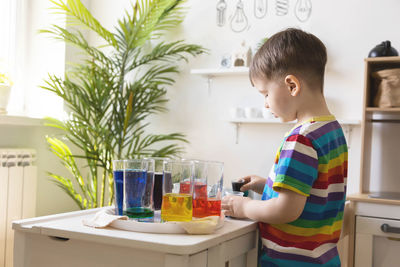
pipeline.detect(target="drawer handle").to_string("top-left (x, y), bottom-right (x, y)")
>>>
top-left (381, 224), bottom-right (400, 234)
top-left (49, 236), bottom-right (70, 242)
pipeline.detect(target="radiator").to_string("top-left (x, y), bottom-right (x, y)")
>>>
top-left (0, 149), bottom-right (37, 267)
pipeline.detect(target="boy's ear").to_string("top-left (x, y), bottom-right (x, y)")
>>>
top-left (284, 75), bottom-right (301, 96)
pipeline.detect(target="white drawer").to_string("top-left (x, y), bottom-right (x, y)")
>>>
top-left (355, 216), bottom-right (400, 267)
top-left (14, 230), bottom-right (257, 267)
top-left (356, 216), bottom-right (400, 237)
top-left (18, 232), bottom-right (167, 267)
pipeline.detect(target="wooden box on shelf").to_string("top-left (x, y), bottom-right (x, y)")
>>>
top-left (356, 56), bottom-right (400, 204)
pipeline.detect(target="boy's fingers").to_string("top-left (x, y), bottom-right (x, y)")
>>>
top-left (221, 200), bottom-right (233, 216)
top-left (221, 202), bottom-right (233, 216)
top-left (241, 176), bottom-right (252, 182)
top-left (240, 183), bottom-right (252, 191)
top-left (240, 185), bottom-right (248, 191)
top-left (221, 203), bottom-right (229, 210)
top-left (240, 177), bottom-right (253, 191)
top-left (222, 209), bottom-right (233, 217)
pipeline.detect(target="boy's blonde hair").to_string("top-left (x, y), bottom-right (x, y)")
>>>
top-left (250, 28), bottom-right (327, 91)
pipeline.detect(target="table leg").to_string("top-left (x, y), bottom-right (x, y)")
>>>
top-left (13, 231), bottom-right (26, 267)
top-left (246, 228), bottom-right (258, 267)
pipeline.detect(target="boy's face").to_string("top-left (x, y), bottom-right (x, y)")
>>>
top-left (253, 77), bottom-right (297, 122)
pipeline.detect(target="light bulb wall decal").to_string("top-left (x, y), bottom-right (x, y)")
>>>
top-left (254, 0), bottom-right (268, 19)
top-left (230, 0), bottom-right (248, 33)
top-left (216, 0), bottom-right (227, 27)
top-left (295, 0), bottom-right (312, 22)
top-left (276, 0), bottom-right (289, 16)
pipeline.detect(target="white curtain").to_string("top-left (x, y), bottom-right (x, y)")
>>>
top-left (0, 0), bottom-right (27, 115)
top-left (0, 0), bottom-right (17, 79)
top-left (0, 0), bottom-right (66, 118)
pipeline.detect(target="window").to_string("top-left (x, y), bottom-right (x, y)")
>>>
top-left (0, 0), bottom-right (16, 68)
top-left (0, 0), bottom-right (23, 115)
top-left (0, 0), bottom-right (65, 119)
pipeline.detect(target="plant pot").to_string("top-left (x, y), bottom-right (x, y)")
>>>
top-left (0, 84), bottom-right (12, 114)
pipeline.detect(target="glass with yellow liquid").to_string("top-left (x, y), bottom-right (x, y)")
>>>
top-left (161, 160), bottom-right (194, 222)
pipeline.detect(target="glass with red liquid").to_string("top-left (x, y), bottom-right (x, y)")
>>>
top-left (192, 160), bottom-right (224, 218)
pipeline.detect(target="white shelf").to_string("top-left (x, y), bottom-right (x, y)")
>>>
top-left (191, 67), bottom-right (250, 93)
top-left (0, 115), bottom-right (44, 126)
top-left (228, 118), bottom-right (361, 125)
top-left (190, 67), bottom-right (249, 77)
top-left (228, 118), bottom-right (361, 144)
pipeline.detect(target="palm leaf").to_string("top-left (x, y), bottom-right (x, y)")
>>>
top-left (39, 26), bottom-right (114, 68)
top-left (50, 0), bottom-right (118, 47)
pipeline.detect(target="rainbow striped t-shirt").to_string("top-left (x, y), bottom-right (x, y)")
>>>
top-left (259, 115), bottom-right (348, 267)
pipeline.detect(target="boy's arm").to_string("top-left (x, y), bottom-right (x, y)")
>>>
top-left (222, 188), bottom-right (307, 224)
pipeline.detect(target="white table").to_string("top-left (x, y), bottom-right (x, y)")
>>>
top-left (12, 208), bottom-right (258, 267)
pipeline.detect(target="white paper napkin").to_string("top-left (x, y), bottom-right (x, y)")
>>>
top-left (176, 215), bottom-right (223, 234)
top-left (82, 208), bottom-right (128, 228)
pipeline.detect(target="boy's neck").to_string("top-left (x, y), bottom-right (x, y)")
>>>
top-left (296, 92), bottom-right (332, 124)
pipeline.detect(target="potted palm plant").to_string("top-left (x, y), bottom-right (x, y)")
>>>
top-left (41, 0), bottom-right (206, 209)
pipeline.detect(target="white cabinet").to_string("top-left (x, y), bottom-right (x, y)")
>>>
top-left (347, 198), bottom-right (400, 267)
top-left (355, 216), bottom-right (400, 267)
top-left (12, 208), bottom-right (258, 267)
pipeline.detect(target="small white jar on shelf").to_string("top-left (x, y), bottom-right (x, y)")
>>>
top-left (262, 109), bottom-right (274, 119)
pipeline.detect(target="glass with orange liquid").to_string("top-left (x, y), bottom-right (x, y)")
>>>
top-left (161, 160), bottom-right (194, 222)
top-left (192, 160), bottom-right (224, 218)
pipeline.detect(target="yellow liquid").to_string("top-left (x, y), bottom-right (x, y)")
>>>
top-left (161, 193), bottom-right (192, 222)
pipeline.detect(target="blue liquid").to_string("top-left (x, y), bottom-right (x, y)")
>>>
top-left (125, 207), bottom-right (154, 219)
top-left (124, 169), bottom-right (153, 218)
top-left (113, 170), bottom-right (124, 215)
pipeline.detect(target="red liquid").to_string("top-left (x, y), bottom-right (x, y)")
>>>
top-left (193, 198), bottom-right (221, 218)
top-left (194, 182), bottom-right (207, 199)
top-left (179, 181), bottom-right (191, 194)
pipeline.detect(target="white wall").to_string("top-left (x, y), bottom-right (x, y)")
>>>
top-left (86, 0), bottom-right (400, 198)
top-left (4, 0), bottom-right (399, 216)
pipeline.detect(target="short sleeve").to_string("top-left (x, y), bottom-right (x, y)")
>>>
top-left (273, 134), bottom-right (318, 196)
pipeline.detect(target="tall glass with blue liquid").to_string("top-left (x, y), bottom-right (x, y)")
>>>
top-left (123, 159), bottom-right (154, 219)
top-left (112, 160), bottom-right (124, 215)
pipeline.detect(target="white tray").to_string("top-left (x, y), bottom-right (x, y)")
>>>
top-left (107, 208), bottom-right (225, 234)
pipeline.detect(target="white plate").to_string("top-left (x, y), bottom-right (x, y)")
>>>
top-left (108, 209), bottom-right (224, 234)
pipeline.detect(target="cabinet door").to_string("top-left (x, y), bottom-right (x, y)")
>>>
top-left (355, 216), bottom-right (400, 267)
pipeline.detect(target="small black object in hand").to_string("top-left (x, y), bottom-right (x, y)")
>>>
top-left (232, 179), bottom-right (248, 191)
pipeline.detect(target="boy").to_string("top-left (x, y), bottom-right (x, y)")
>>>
top-left (221, 28), bottom-right (348, 266)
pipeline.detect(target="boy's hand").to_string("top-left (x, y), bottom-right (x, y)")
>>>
top-left (222, 188), bottom-right (307, 224)
top-left (221, 195), bottom-right (251, 218)
top-left (240, 175), bottom-right (266, 195)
